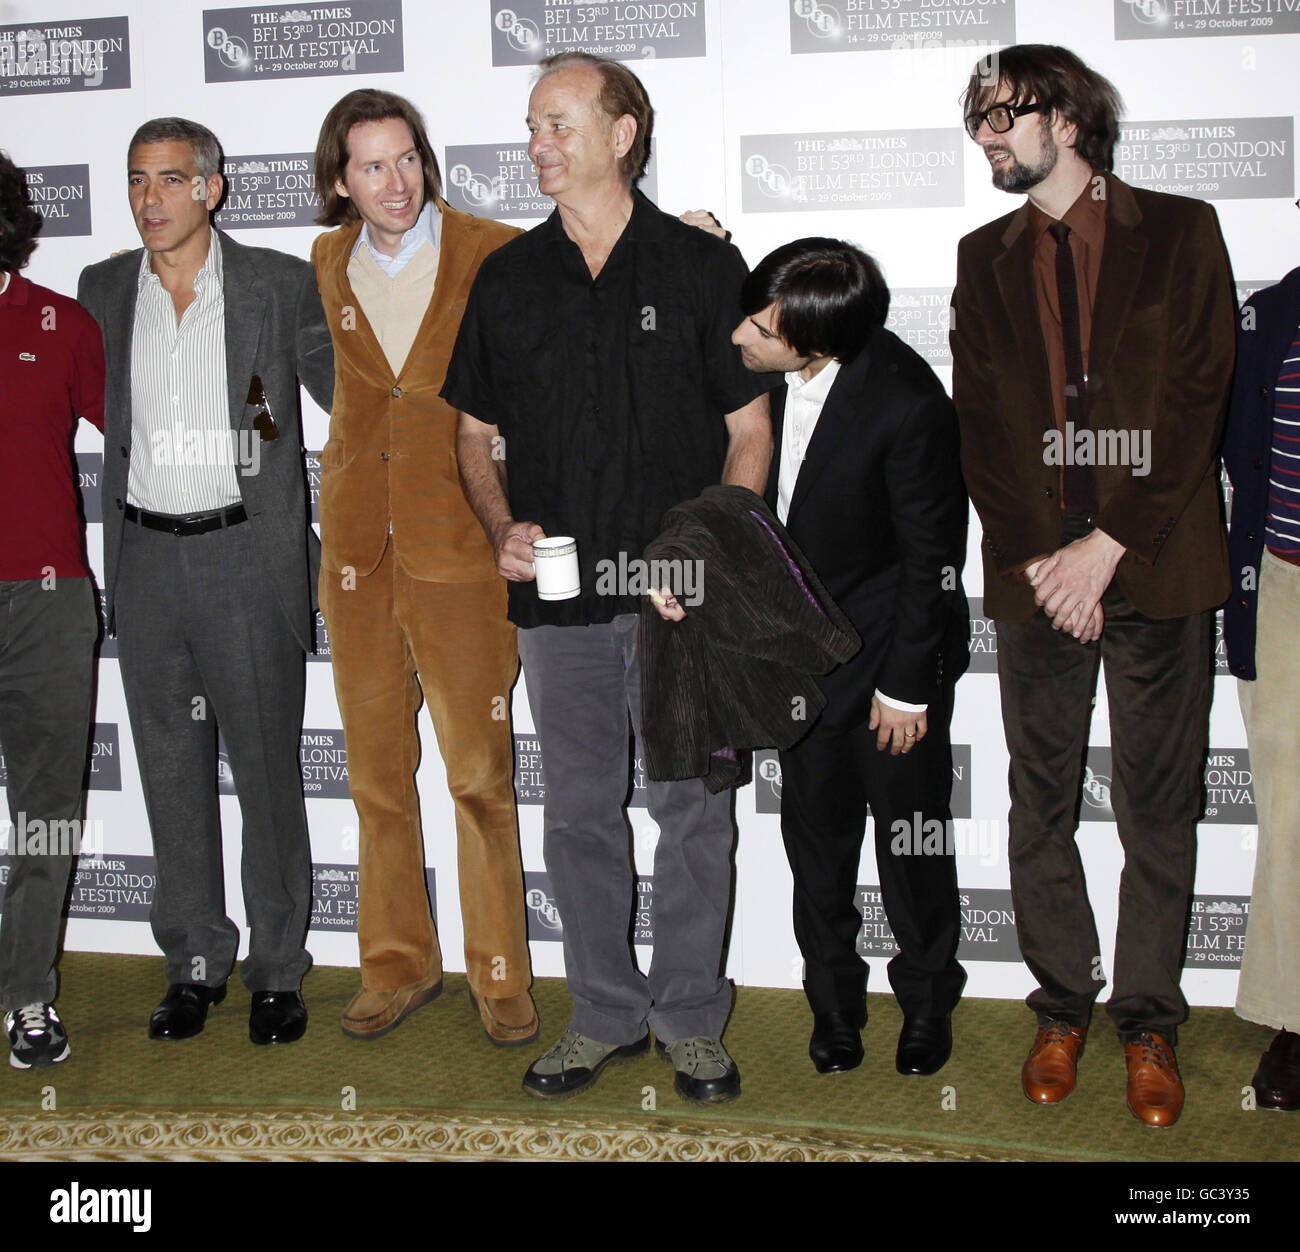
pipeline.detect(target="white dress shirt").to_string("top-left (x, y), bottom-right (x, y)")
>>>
top-left (776, 358), bottom-right (839, 527)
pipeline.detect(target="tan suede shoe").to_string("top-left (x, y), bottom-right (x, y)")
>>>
top-left (1021, 1021), bottom-right (1087, 1104)
top-left (470, 989), bottom-right (539, 1047)
top-left (341, 972), bottom-right (442, 1040)
top-left (1124, 1031), bottom-right (1184, 1128)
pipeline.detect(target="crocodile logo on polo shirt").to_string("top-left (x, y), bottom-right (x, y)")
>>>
top-left (18, 352), bottom-right (36, 362)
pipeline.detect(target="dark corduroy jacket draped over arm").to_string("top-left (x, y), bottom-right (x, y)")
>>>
top-left (640, 485), bottom-right (861, 792)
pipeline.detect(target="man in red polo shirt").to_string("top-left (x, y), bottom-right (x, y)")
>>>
top-left (0, 151), bottom-right (105, 1069)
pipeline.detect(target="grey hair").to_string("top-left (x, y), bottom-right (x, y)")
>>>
top-left (128, 117), bottom-right (223, 179)
top-left (531, 53), bottom-right (653, 185)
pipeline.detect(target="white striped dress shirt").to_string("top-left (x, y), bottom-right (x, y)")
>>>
top-left (128, 230), bottom-right (240, 514)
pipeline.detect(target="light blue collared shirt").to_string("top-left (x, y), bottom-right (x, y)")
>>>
top-left (351, 199), bottom-right (440, 277)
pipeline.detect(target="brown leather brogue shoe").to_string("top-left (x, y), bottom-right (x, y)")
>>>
top-left (1022, 1020), bottom-right (1086, 1104)
top-left (341, 972), bottom-right (442, 1040)
top-left (1251, 1029), bottom-right (1300, 1112)
top-left (1125, 1031), bottom-right (1184, 1127)
top-left (470, 989), bottom-right (540, 1047)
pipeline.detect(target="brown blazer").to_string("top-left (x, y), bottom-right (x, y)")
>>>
top-left (312, 199), bottom-right (519, 581)
top-left (951, 175), bottom-right (1235, 621)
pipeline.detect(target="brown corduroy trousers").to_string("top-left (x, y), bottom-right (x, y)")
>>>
top-left (321, 543), bottom-right (532, 998)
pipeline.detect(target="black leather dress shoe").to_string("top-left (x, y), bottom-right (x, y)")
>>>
top-left (809, 1011), bottom-right (866, 1074)
top-left (896, 1014), bottom-right (952, 1075)
top-left (1252, 1028), bottom-right (1300, 1111)
top-left (148, 983), bottom-right (227, 1041)
top-left (249, 991), bottom-right (308, 1046)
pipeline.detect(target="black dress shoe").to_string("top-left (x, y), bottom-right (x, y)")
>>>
top-left (1252, 1028), bottom-right (1300, 1111)
top-left (249, 990), bottom-right (308, 1046)
top-left (809, 1011), bottom-right (866, 1074)
top-left (896, 1014), bottom-right (952, 1075)
top-left (148, 983), bottom-right (227, 1041)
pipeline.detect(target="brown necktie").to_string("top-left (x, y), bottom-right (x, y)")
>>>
top-left (1049, 222), bottom-right (1097, 515)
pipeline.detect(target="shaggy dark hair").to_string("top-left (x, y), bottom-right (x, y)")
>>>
top-left (741, 238), bottom-right (889, 365)
top-left (0, 151), bottom-right (42, 271)
top-left (961, 44), bottom-right (1124, 172)
top-left (314, 89), bottom-right (442, 227)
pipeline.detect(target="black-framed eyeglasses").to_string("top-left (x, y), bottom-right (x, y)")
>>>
top-left (965, 101), bottom-right (1044, 140)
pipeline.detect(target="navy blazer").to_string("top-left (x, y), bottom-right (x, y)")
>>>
top-left (1222, 265), bottom-right (1300, 679)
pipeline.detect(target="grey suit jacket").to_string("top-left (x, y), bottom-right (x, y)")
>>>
top-left (77, 230), bottom-right (334, 651)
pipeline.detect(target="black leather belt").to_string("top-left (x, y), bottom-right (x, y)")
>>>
top-left (124, 503), bottom-right (248, 536)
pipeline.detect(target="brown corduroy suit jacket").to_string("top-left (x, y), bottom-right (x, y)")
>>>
top-left (951, 174), bottom-right (1236, 621)
top-left (312, 199), bottom-right (519, 582)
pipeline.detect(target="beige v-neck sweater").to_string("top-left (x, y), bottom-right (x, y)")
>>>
top-left (346, 240), bottom-right (439, 377)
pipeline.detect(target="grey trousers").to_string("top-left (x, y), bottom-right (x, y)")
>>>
top-left (518, 615), bottom-right (735, 1044)
top-left (115, 519), bottom-right (312, 992)
top-left (0, 576), bottom-right (97, 1010)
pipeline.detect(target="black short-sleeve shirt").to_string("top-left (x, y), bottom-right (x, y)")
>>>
top-left (443, 190), bottom-right (773, 628)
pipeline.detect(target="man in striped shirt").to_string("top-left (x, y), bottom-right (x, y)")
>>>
top-left (78, 118), bottom-right (334, 1047)
top-left (1223, 258), bottom-right (1300, 1111)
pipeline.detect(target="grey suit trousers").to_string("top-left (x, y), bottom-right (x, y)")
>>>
top-left (518, 615), bottom-right (735, 1045)
top-left (115, 518), bottom-right (312, 991)
top-left (0, 577), bottom-right (97, 1009)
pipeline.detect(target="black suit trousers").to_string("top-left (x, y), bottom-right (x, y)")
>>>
top-left (778, 681), bottom-right (966, 1019)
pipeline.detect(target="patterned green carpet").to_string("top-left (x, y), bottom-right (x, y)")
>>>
top-left (1, 952), bottom-right (1296, 1161)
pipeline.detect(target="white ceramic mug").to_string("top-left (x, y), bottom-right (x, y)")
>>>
top-left (533, 535), bottom-right (580, 601)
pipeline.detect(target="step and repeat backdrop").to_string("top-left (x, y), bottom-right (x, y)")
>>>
top-left (1, 0), bottom-right (1294, 1006)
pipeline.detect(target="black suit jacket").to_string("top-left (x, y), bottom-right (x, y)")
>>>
top-left (77, 230), bottom-right (334, 651)
top-left (765, 327), bottom-right (970, 724)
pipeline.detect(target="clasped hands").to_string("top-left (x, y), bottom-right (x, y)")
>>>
top-left (1024, 528), bottom-right (1125, 645)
